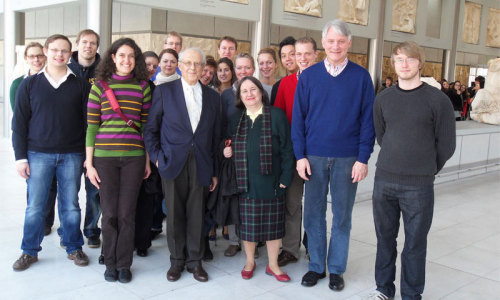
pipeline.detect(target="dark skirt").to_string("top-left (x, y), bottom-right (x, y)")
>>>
top-left (239, 195), bottom-right (285, 242)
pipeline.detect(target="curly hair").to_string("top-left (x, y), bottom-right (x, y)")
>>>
top-left (95, 38), bottom-right (149, 82)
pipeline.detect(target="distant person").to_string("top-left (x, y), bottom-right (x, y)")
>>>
top-left (270, 36), bottom-right (298, 105)
top-left (218, 36), bottom-right (238, 61)
top-left (377, 76), bottom-right (393, 93)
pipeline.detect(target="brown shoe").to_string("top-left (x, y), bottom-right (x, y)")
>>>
top-left (68, 249), bottom-right (89, 266)
top-left (224, 244), bottom-right (241, 257)
top-left (166, 265), bottom-right (184, 282)
top-left (187, 265), bottom-right (208, 282)
top-left (278, 250), bottom-right (298, 267)
top-left (13, 254), bottom-right (38, 271)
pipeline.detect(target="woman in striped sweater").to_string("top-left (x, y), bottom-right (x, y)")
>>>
top-left (85, 38), bottom-right (151, 283)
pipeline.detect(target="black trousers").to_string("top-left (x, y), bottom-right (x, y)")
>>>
top-left (95, 155), bottom-right (145, 270)
top-left (162, 151), bottom-right (207, 269)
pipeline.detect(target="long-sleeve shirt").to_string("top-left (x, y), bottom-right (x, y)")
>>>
top-left (274, 72), bottom-right (298, 124)
top-left (12, 72), bottom-right (89, 160)
top-left (291, 60), bottom-right (375, 163)
top-left (373, 83), bottom-right (456, 185)
top-left (86, 73), bottom-right (151, 157)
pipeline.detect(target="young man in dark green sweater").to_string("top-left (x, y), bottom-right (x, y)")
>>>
top-left (367, 41), bottom-right (456, 300)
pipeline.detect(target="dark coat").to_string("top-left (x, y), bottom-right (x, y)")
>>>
top-left (143, 79), bottom-right (221, 186)
top-left (206, 156), bottom-right (240, 226)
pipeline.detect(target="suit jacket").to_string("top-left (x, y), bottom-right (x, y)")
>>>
top-left (144, 79), bottom-right (221, 186)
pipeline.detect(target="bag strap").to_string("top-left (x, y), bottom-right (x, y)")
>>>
top-left (100, 80), bottom-right (140, 132)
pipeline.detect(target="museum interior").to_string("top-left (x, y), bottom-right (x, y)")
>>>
top-left (0, 1), bottom-right (499, 299)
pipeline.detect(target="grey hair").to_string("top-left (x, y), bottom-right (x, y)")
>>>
top-left (322, 19), bottom-right (352, 41)
top-left (178, 47), bottom-right (206, 65)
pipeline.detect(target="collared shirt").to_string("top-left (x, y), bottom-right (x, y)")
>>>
top-left (246, 105), bottom-right (263, 123)
top-left (40, 66), bottom-right (75, 89)
top-left (324, 57), bottom-right (348, 77)
top-left (181, 77), bottom-right (203, 132)
top-left (16, 66), bottom-right (75, 164)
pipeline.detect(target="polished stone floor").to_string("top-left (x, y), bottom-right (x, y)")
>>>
top-left (1, 137), bottom-right (499, 300)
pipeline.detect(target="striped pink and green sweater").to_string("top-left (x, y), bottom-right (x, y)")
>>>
top-left (86, 73), bottom-right (152, 157)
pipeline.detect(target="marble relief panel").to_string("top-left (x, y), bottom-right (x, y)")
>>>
top-left (486, 8), bottom-right (500, 48)
top-left (392, 0), bottom-right (417, 33)
top-left (284, 0), bottom-right (322, 18)
top-left (221, 0), bottom-right (248, 4)
top-left (338, 0), bottom-right (369, 26)
top-left (462, 1), bottom-right (482, 45)
top-left (455, 65), bottom-right (470, 87)
top-left (348, 53), bottom-right (368, 69)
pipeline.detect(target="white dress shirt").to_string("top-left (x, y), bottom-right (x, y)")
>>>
top-left (181, 78), bottom-right (203, 132)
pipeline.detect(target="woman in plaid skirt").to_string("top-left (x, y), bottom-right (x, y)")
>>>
top-left (223, 76), bottom-right (294, 281)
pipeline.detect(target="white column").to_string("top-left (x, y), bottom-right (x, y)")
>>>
top-left (3, 0), bottom-right (15, 137)
top-left (444, 0), bottom-right (461, 81)
top-left (367, 0), bottom-right (386, 88)
top-left (251, 0), bottom-right (271, 76)
top-left (87, 0), bottom-right (112, 55)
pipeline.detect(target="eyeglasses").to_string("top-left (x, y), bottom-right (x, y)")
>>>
top-left (48, 48), bottom-right (71, 55)
top-left (27, 54), bottom-right (45, 60)
top-left (394, 57), bottom-right (419, 65)
top-left (181, 61), bottom-right (203, 68)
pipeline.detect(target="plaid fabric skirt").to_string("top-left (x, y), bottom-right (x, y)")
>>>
top-left (238, 195), bottom-right (285, 242)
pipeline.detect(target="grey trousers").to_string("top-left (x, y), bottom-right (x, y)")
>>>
top-left (281, 170), bottom-right (304, 258)
top-left (162, 152), bottom-right (206, 269)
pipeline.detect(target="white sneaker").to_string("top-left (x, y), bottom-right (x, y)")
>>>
top-left (365, 290), bottom-right (393, 300)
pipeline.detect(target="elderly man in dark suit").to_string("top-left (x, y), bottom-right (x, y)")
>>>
top-left (144, 47), bottom-right (221, 283)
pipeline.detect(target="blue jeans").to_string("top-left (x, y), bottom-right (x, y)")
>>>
top-left (21, 151), bottom-right (84, 256)
top-left (57, 177), bottom-right (101, 239)
top-left (83, 177), bottom-right (101, 238)
top-left (303, 155), bottom-right (357, 275)
top-left (372, 178), bottom-right (434, 300)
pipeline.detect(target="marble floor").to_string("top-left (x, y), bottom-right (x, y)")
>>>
top-left (0, 137), bottom-right (499, 300)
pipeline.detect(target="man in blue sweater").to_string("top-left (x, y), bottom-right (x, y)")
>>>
top-left (367, 42), bottom-right (455, 300)
top-left (292, 19), bottom-right (375, 291)
top-left (12, 34), bottom-right (90, 271)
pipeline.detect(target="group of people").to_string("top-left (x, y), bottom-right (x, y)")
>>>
top-left (440, 76), bottom-right (485, 120)
top-left (11, 18), bottom-right (457, 300)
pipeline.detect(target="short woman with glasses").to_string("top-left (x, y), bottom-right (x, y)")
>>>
top-left (86, 38), bottom-right (151, 283)
top-left (10, 42), bottom-right (46, 111)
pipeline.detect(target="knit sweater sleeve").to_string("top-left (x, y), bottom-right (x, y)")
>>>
top-left (373, 94), bottom-right (385, 146)
top-left (291, 75), bottom-right (308, 160)
top-left (11, 77), bottom-right (33, 160)
top-left (357, 73), bottom-right (376, 164)
top-left (434, 93), bottom-right (456, 172)
top-left (86, 84), bottom-right (103, 147)
top-left (140, 81), bottom-right (152, 130)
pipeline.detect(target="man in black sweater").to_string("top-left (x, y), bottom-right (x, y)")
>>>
top-left (67, 29), bottom-right (103, 249)
top-left (367, 42), bottom-right (456, 300)
top-left (12, 34), bottom-right (90, 271)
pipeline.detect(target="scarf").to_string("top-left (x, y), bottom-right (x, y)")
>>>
top-left (155, 72), bottom-right (180, 85)
top-left (233, 105), bottom-right (272, 193)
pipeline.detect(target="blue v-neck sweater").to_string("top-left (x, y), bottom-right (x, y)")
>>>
top-left (291, 60), bottom-right (375, 163)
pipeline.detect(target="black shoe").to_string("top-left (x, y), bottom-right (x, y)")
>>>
top-left (104, 268), bottom-right (118, 282)
top-left (278, 250), bottom-right (298, 267)
top-left (137, 248), bottom-right (148, 257)
top-left (150, 229), bottom-right (162, 240)
top-left (301, 271), bottom-right (326, 287)
top-left (187, 265), bottom-right (208, 282)
top-left (118, 269), bottom-right (132, 283)
top-left (98, 254), bottom-right (104, 265)
top-left (328, 274), bottom-right (344, 291)
top-left (44, 226), bottom-right (52, 236)
top-left (87, 236), bottom-right (101, 248)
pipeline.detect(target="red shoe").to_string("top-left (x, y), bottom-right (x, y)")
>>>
top-left (241, 263), bottom-right (256, 280)
top-left (265, 265), bottom-right (290, 282)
